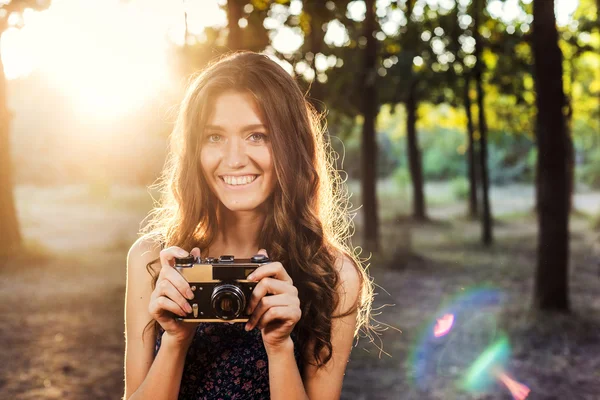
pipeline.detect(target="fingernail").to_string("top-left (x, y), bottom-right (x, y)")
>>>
top-left (247, 274), bottom-right (255, 281)
top-left (185, 303), bottom-right (192, 313)
top-left (187, 289), bottom-right (194, 300)
top-left (178, 250), bottom-right (188, 256)
top-left (245, 323), bottom-right (251, 331)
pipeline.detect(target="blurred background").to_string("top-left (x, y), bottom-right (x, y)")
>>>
top-left (0, 0), bottom-right (599, 399)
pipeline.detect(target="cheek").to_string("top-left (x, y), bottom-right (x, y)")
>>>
top-left (259, 148), bottom-right (274, 174)
top-left (200, 149), bottom-right (218, 177)
top-left (262, 152), bottom-right (277, 189)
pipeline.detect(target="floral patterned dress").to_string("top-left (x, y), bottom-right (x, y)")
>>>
top-left (154, 323), bottom-right (303, 400)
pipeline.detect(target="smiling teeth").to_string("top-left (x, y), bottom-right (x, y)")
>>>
top-left (222, 175), bottom-right (257, 186)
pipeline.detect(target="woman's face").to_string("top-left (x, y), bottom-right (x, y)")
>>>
top-left (200, 90), bottom-right (277, 213)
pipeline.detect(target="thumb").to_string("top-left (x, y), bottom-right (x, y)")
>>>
top-left (257, 248), bottom-right (268, 257)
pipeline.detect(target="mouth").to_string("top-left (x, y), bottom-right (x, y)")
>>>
top-left (219, 174), bottom-right (259, 188)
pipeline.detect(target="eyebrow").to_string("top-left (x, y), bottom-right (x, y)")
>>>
top-left (204, 124), bottom-right (266, 132)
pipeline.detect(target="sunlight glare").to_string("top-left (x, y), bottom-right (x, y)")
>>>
top-left (1, 0), bottom-right (227, 120)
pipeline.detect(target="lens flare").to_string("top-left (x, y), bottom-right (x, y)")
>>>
top-left (409, 287), bottom-right (505, 389)
top-left (433, 313), bottom-right (455, 337)
top-left (496, 370), bottom-right (531, 400)
top-left (408, 287), bottom-right (531, 397)
top-left (462, 336), bottom-right (530, 400)
top-left (461, 335), bottom-right (510, 391)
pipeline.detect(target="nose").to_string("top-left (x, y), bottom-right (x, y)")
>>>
top-left (224, 137), bottom-right (248, 169)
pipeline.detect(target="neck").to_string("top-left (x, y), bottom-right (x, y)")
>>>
top-left (211, 203), bottom-right (266, 257)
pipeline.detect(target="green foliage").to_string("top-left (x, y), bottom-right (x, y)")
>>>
top-left (578, 146), bottom-right (600, 188)
top-left (331, 130), bottom-right (400, 180)
top-left (526, 147), bottom-right (537, 180)
top-left (393, 167), bottom-right (411, 196)
top-left (487, 146), bottom-right (525, 185)
top-left (450, 176), bottom-right (469, 201)
top-left (420, 128), bottom-right (467, 180)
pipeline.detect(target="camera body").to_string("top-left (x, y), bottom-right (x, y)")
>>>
top-left (174, 254), bottom-right (270, 322)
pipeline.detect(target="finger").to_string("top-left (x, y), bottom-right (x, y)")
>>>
top-left (190, 247), bottom-right (201, 258)
top-left (149, 295), bottom-right (188, 318)
top-left (255, 306), bottom-right (301, 331)
top-left (247, 262), bottom-right (292, 284)
top-left (160, 246), bottom-right (189, 268)
top-left (162, 265), bottom-right (195, 300)
top-left (245, 294), bottom-right (299, 331)
top-left (246, 278), bottom-right (297, 315)
top-left (154, 278), bottom-right (193, 315)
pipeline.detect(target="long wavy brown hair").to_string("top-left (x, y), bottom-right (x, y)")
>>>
top-left (141, 51), bottom-right (373, 368)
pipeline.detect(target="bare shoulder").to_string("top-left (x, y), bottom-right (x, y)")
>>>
top-left (127, 234), bottom-right (162, 270)
top-left (125, 234), bottom-right (162, 306)
top-left (333, 251), bottom-right (362, 315)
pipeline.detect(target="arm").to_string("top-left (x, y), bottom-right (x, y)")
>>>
top-left (266, 338), bottom-right (308, 400)
top-left (126, 333), bottom-right (193, 400)
top-left (123, 237), bottom-right (194, 400)
top-left (302, 256), bottom-right (360, 399)
top-left (266, 256), bottom-right (361, 400)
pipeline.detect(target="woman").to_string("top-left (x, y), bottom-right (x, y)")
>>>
top-left (124, 51), bottom-right (373, 399)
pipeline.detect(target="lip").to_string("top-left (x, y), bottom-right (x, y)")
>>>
top-left (218, 174), bottom-right (260, 190)
top-left (218, 173), bottom-right (259, 178)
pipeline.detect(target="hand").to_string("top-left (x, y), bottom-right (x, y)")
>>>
top-left (245, 249), bottom-right (302, 353)
top-left (148, 246), bottom-right (201, 347)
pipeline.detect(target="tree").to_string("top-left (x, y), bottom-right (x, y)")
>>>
top-left (360, 0), bottom-right (380, 251)
top-left (473, 0), bottom-right (492, 245)
top-left (400, 0), bottom-right (427, 221)
top-left (440, 1), bottom-right (480, 219)
top-left (281, 0), bottom-right (352, 113)
top-left (223, 0), bottom-right (273, 52)
top-left (298, 1), bottom-right (328, 112)
top-left (464, 73), bottom-right (478, 218)
top-left (0, 0), bottom-right (51, 257)
top-left (227, 0), bottom-right (244, 50)
top-left (532, 0), bottom-right (570, 311)
top-left (380, 0), bottom-right (436, 221)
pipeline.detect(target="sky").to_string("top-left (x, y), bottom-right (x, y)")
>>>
top-left (0, 0), bottom-right (581, 117)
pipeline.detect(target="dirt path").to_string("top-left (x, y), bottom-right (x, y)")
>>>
top-left (1, 185), bottom-right (598, 399)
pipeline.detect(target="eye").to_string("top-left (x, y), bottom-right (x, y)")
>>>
top-left (206, 134), bottom-right (222, 143)
top-left (248, 132), bottom-right (267, 142)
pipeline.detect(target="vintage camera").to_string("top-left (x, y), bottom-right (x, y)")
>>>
top-left (174, 254), bottom-right (271, 322)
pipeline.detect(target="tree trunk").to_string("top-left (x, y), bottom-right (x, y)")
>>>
top-left (535, 119), bottom-right (541, 213)
top-left (532, 0), bottom-right (570, 311)
top-left (474, 0), bottom-right (492, 245)
top-left (227, 0), bottom-right (244, 51)
top-left (406, 82), bottom-right (426, 220)
top-left (0, 52), bottom-right (22, 256)
top-left (360, 0), bottom-right (379, 251)
top-left (464, 74), bottom-right (478, 219)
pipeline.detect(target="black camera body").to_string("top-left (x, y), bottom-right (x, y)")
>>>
top-left (174, 254), bottom-right (270, 322)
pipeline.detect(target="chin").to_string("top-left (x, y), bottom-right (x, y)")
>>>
top-left (220, 198), bottom-right (266, 213)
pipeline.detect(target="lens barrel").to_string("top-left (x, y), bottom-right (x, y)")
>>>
top-left (211, 284), bottom-right (246, 320)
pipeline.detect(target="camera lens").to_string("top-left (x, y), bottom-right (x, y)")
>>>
top-left (211, 284), bottom-right (246, 320)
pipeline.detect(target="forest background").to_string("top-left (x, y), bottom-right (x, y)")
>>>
top-left (0, 0), bottom-right (599, 399)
